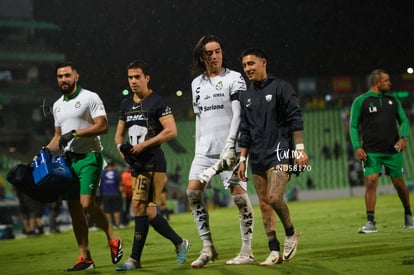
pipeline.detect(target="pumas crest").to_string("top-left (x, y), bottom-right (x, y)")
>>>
top-left (265, 94), bottom-right (272, 102)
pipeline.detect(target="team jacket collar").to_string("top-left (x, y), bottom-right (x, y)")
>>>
top-left (252, 75), bottom-right (275, 90)
top-left (367, 90), bottom-right (392, 97)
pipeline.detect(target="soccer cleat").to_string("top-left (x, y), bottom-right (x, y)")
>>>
top-left (64, 256), bottom-right (95, 272)
top-left (226, 254), bottom-right (255, 265)
top-left (191, 246), bottom-right (218, 268)
top-left (259, 251), bottom-right (282, 266)
top-left (109, 237), bottom-right (123, 264)
top-left (404, 215), bottom-right (414, 229)
top-left (176, 239), bottom-right (191, 264)
top-left (283, 231), bottom-right (300, 261)
top-left (358, 221), bottom-right (378, 233)
top-left (115, 258), bottom-right (141, 271)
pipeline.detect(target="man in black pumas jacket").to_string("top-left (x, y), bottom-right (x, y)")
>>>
top-left (238, 48), bottom-right (308, 266)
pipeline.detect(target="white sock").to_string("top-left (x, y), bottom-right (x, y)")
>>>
top-left (187, 190), bottom-right (212, 244)
top-left (233, 193), bottom-right (254, 255)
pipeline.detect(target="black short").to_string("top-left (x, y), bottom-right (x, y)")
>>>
top-left (19, 193), bottom-right (44, 218)
top-left (127, 147), bottom-right (167, 176)
top-left (102, 194), bottom-right (122, 213)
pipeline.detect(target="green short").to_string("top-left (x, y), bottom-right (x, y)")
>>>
top-left (64, 152), bottom-right (103, 200)
top-left (363, 152), bottom-right (404, 177)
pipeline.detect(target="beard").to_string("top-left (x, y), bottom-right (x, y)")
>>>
top-left (59, 82), bottom-right (75, 95)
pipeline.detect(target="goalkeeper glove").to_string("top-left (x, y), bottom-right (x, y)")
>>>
top-left (199, 159), bottom-right (224, 184)
top-left (59, 130), bottom-right (77, 149)
top-left (219, 137), bottom-right (237, 170)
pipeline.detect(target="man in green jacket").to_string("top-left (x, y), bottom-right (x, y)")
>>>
top-left (349, 69), bottom-right (413, 233)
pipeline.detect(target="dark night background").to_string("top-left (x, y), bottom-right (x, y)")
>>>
top-left (31, 0), bottom-right (414, 113)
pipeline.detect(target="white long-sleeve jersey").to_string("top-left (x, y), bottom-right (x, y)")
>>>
top-left (191, 68), bottom-right (246, 156)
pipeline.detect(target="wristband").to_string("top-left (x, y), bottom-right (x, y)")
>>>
top-left (295, 143), bottom-right (305, 150)
top-left (239, 156), bottom-right (247, 162)
top-left (71, 129), bottom-right (77, 138)
top-left (117, 144), bottom-right (122, 149)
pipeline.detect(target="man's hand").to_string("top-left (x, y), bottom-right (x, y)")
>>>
top-left (59, 130), bottom-right (76, 149)
top-left (355, 148), bottom-right (367, 161)
top-left (394, 138), bottom-right (407, 152)
top-left (237, 161), bottom-right (248, 182)
top-left (294, 149), bottom-right (309, 171)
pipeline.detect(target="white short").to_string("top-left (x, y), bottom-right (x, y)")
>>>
top-left (188, 154), bottom-right (248, 190)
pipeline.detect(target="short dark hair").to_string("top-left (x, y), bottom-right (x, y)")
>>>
top-left (56, 61), bottom-right (77, 72)
top-left (241, 48), bottom-right (268, 60)
top-left (368, 69), bottom-right (387, 85)
top-left (106, 159), bottom-right (115, 166)
top-left (191, 34), bottom-right (229, 77)
top-left (127, 60), bottom-right (151, 76)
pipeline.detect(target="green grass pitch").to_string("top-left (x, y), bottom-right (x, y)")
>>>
top-left (1, 193), bottom-right (414, 274)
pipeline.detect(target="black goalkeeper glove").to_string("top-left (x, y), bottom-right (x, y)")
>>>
top-left (59, 130), bottom-right (77, 149)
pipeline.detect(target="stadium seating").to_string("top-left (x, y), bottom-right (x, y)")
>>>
top-left (6, 108), bottom-right (409, 199)
top-left (165, 109), bottom-right (414, 193)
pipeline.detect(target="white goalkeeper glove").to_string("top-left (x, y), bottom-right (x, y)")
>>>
top-left (199, 159), bottom-right (225, 184)
top-left (219, 137), bottom-right (237, 170)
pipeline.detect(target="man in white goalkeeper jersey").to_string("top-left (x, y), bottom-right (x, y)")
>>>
top-left (187, 34), bottom-right (254, 268)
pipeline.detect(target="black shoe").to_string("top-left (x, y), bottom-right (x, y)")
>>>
top-left (26, 230), bottom-right (37, 237)
top-left (64, 256), bottom-right (95, 272)
top-left (50, 227), bottom-right (61, 234)
top-left (36, 226), bottom-right (44, 235)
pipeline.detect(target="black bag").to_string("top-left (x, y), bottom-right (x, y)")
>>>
top-left (6, 164), bottom-right (61, 203)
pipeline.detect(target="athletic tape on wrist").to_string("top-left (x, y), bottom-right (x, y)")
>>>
top-left (296, 143), bottom-right (305, 150)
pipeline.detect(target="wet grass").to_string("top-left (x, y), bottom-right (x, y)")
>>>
top-left (1, 193), bottom-right (413, 274)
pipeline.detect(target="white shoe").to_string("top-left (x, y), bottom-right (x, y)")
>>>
top-left (358, 221), bottom-right (378, 233)
top-left (259, 251), bottom-right (282, 266)
top-left (283, 231), bottom-right (299, 261)
top-left (191, 246), bottom-right (218, 268)
top-left (226, 254), bottom-right (254, 265)
top-left (404, 215), bottom-right (414, 229)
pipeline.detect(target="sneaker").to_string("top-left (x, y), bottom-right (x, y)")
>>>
top-left (283, 231), bottom-right (299, 261)
top-left (404, 215), bottom-right (414, 229)
top-left (115, 258), bottom-right (141, 271)
top-left (358, 221), bottom-right (378, 233)
top-left (64, 256), bottom-right (95, 272)
top-left (109, 237), bottom-right (123, 264)
top-left (226, 254), bottom-right (254, 265)
top-left (259, 251), bottom-right (282, 266)
top-left (191, 246), bottom-right (218, 268)
top-left (176, 239), bottom-right (191, 264)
